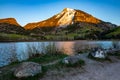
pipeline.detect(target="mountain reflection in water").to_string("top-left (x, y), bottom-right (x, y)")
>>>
top-left (55, 41), bottom-right (75, 55)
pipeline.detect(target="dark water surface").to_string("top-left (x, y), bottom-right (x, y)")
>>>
top-left (0, 40), bottom-right (120, 67)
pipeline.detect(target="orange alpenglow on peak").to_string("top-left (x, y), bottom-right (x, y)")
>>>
top-left (0, 18), bottom-right (20, 26)
top-left (74, 9), bottom-right (101, 24)
top-left (24, 8), bottom-right (101, 30)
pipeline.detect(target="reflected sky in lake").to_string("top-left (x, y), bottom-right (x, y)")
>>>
top-left (0, 40), bottom-right (120, 67)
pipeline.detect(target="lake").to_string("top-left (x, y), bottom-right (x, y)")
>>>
top-left (0, 40), bottom-right (120, 67)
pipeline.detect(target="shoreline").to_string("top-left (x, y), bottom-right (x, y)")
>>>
top-left (0, 39), bottom-right (120, 43)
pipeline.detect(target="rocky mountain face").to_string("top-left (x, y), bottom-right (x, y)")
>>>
top-left (0, 18), bottom-right (25, 34)
top-left (24, 8), bottom-right (116, 30)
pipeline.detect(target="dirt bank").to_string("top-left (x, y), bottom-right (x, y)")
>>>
top-left (40, 54), bottom-right (120, 80)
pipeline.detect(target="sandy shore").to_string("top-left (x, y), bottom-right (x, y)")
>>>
top-left (40, 54), bottom-right (120, 80)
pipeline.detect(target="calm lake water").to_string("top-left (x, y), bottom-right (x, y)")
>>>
top-left (0, 40), bottom-right (120, 67)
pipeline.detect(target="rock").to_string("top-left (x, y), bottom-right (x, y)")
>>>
top-left (89, 48), bottom-right (107, 59)
top-left (94, 50), bottom-right (106, 58)
top-left (14, 62), bottom-right (42, 78)
top-left (62, 54), bottom-right (81, 64)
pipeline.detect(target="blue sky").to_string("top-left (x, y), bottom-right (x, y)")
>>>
top-left (0, 0), bottom-right (120, 26)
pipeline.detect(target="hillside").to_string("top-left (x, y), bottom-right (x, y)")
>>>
top-left (0, 18), bottom-right (25, 34)
top-left (104, 26), bottom-right (120, 39)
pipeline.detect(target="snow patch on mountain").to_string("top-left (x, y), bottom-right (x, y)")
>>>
top-left (57, 8), bottom-right (76, 27)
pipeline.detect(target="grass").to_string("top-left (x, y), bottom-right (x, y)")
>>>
top-left (27, 54), bottom-right (68, 64)
top-left (0, 53), bottom-right (68, 80)
top-left (44, 35), bottom-right (54, 40)
top-left (0, 33), bottom-right (30, 41)
top-left (1, 52), bottom-right (68, 68)
top-left (5, 34), bottom-right (26, 39)
top-left (42, 59), bottom-right (85, 72)
top-left (0, 33), bottom-right (27, 38)
top-left (105, 27), bottom-right (120, 39)
top-left (108, 27), bottom-right (120, 35)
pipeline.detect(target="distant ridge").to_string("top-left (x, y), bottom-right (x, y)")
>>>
top-left (0, 18), bottom-right (20, 26)
top-left (0, 18), bottom-right (25, 34)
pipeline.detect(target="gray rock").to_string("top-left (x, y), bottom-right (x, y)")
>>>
top-left (89, 48), bottom-right (107, 59)
top-left (94, 50), bottom-right (106, 58)
top-left (14, 62), bottom-right (42, 78)
top-left (62, 54), bottom-right (81, 64)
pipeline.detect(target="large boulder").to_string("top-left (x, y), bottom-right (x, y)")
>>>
top-left (14, 62), bottom-right (42, 78)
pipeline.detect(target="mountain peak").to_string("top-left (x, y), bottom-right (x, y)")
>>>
top-left (24, 8), bottom-right (101, 29)
top-left (63, 8), bottom-right (75, 12)
top-left (0, 18), bottom-right (20, 26)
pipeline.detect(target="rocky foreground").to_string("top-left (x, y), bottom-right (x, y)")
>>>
top-left (0, 53), bottom-right (120, 80)
top-left (40, 54), bottom-right (120, 80)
